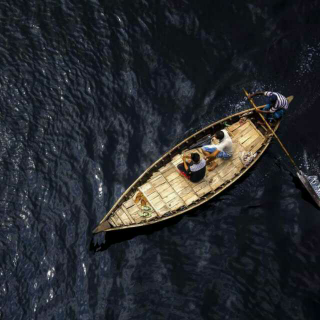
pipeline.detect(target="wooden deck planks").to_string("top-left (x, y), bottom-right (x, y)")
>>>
top-left (238, 128), bottom-right (256, 144)
top-left (115, 209), bottom-right (130, 225)
top-left (127, 204), bottom-right (140, 215)
top-left (244, 136), bottom-right (265, 152)
top-left (111, 214), bottom-right (123, 227)
top-left (152, 176), bottom-right (167, 188)
top-left (242, 130), bottom-right (259, 145)
top-left (171, 155), bottom-right (182, 166)
top-left (123, 198), bottom-right (135, 209)
top-left (139, 183), bottom-right (153, 193)
top-left (121, 205), bottom-right (136, 224)
top-left (159, 162), bottom-right (175, 173)
top-left (228, 121), bottom-right (242, 132)
top-left (251, 138), bottom-right (266, 154)
top-left (209, 175), bottom-right (224, 190)
top-left (163, 167), bottom-right (178, 178)
top-left (233, 123), bottom-right (253, 139)
top-left (108, 216), bottom-right (117, 227)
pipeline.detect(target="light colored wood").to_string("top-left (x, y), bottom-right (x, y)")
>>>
top-left (251, 138), bottom-right (267, 154)
top-left (228, 121), bottom-right (242, 132)
top-left (151, 176), bottom-right (167, 188)
top-left (111, 214), bottom-right (122, 226)
top-left (116, 208), bottom-right (131, 226)
top-left (244, 136), bottom-right (264, 152)
top-left (129, 211), bottom-right (144, 224)
top-left (233, 123), bottom-right (252, 139)
top-left (140, 183), bottom-right (153, 192)
top-left (123, 198), bottom-right (135, 209)
top-left (160, 186), bottom-right (176, 198)
top-left (183, 193), bottom-right (199, 205)
top-left (109, 217), bottom-right (117, 227)
top-left (178, 186), bottom-right (193, 196)
top-left (209, 174), bottom-right (224, 190)
top-left (159, 162), bottom-right (174, 173)
top-left (223, 167), bottom-right (241, 182)
top-left (163, 167), bottom-right (178, 178)
top-left (169, 175), bottom-right (183, 186)
top-left (171, 155), bottom-right (182, 166)
top-left (166, 197), bottom-right (184, 210)
top-left (196, 184), bottom-right (212, 197)
top-left (146, 191), bottom-right (160, 201)
top-left (238, 128), bottom-right (255, 144)
top-left (138, 187), bottom-right (161, 217)
top-left (121, 205), bottom-right (136, 224)
top-left (158, 171), bottom-right (187, 209)
top-left (163, 192), bottom-right (178, 203)
top-left (127, 204), bottom-right (140, 215)
top-left (166, 171), bottom-right (181, 182)
top-left (145, 187), bottom-right (157, 196)
top-left (156, 182), bottom-right (171, 193)
top-left (149, 195), bottom-right (163, 207)
top-left (242, 133), bottom-right (260, 148)
top-left (150, 171), bottom-right (161, 179)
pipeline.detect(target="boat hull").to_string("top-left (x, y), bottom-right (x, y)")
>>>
top-left (94, 98), bottom-right (293, 233)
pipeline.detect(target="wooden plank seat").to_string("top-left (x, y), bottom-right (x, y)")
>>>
top-left (229, 119), bottom-right (266, 153)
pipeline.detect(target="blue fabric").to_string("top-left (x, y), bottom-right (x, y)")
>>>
top-left (263, 104), bottom-right (284, 121)
top-left (202, 146), bottom-right (231, 159)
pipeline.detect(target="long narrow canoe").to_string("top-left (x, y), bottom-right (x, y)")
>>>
top-left (93, 97), bottom-right (293, 233)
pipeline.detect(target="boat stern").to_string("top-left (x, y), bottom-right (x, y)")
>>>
top-left (93, 220), bottom-right (112, 234)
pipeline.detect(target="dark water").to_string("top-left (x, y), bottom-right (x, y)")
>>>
top-left (1, 1), bottom-right (320, 319)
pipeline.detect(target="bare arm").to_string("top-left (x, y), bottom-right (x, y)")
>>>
top-left (182, 155), bottom-right (191, 171)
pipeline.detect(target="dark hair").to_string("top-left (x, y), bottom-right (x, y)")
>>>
top-left (269, 94), bottom-right (277, 104)
top-left (215, 131), bottom-right (224, 140)
top-left (191, 153), bottom-right (200, 163)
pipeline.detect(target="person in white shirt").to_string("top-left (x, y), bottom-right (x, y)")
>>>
top-left (201, 130), bottom-right (233, 171)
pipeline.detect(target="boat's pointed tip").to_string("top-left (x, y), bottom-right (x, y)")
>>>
top-left (92, 221), bottom-right (112, 234)
top-left (92, 227), bottom-right (100, 234)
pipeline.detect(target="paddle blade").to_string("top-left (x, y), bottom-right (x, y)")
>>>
top-left (287, 95), bottom-right (294, 104)
top-left (297, 171), bottom-right (320, 208)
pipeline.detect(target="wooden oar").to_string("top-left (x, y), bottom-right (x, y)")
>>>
top-left (243, 88), bottom-right (320, 208)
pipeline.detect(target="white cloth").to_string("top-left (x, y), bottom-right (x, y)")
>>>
top-left (214, 129), bottom-right (233, 155)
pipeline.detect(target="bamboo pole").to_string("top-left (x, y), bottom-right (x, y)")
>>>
top-left (243, 88), bottom-right (299, 172)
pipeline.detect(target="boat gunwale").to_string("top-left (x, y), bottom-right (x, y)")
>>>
top-left (97, 105), bottom-right (268, 229)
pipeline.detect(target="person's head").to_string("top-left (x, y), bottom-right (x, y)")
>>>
top-left (191, 152), bottom-right (200, 163)
top-left (215, 130), bottom-right (224, 141)
top-left (269, 94), bottom-right (277, 105)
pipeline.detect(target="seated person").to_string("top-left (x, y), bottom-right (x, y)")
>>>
top-left (201, 130), bottom-right (233, 171)
top-left (177, 152), bottom-right (206, 183)
top-left (248, 91), bottom-right (289, 123)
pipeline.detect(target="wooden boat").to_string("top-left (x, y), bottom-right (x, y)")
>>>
top-left (93, 97), bottom-right (293, 234)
